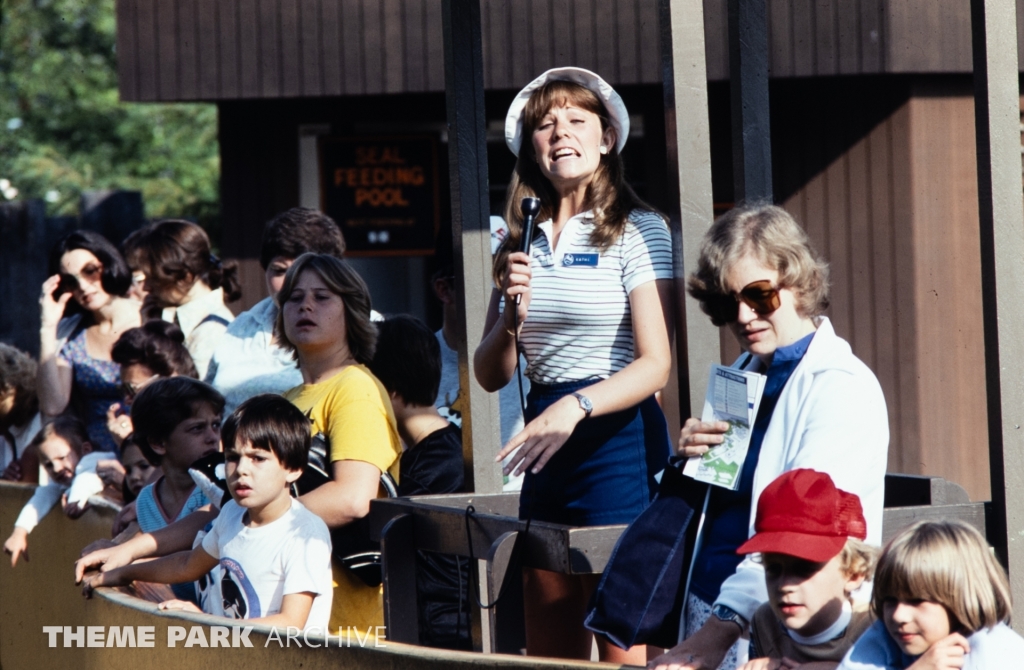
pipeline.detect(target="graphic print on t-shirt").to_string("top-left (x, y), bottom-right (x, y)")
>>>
top-left (219, 557), bottom-right (261, 619)
top-left (436, 387), bottom-right (465, 428)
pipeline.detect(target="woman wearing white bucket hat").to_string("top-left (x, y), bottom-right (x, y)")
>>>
top-left (474, 67), bottom-right (674, 662)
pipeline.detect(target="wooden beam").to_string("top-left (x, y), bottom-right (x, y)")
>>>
top-left (729, 0), bottom-right (773, 202)
top-left (971, 0), bottom-right (1024, 626)
top-left (659, 0), bottom-right (720, 418)
top-left (441, 0), bottom-right (503, 494)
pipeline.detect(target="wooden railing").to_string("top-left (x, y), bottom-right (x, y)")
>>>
top-left (369, 474), bottom-right (988, 654)
top-left (0, 481), bottom-right (625, 669)
top-left (0, 475), bottom-right (985, 666)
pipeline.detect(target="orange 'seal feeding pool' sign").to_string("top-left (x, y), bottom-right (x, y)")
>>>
top-left (320, 136), bottom-right (440, 256)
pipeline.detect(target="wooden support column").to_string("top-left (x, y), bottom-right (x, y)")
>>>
top-left (728, 0), bottom-right (772, 202)
top-left (971, 0), bottom-right (1024, 624)
top-left (660, 0), bottom-right (720, 418)
top-left (441, 0), bottom-right (503, 494)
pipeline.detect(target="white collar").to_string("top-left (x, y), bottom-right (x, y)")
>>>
top-left (173, 286), bottom-right (227, 336)
top-left (536, 210), bottom-right (596, 256)
top-left (786, 600), bottom-right (852, 646)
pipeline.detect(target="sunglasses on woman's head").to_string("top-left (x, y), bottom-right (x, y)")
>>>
top-left (706, 280), bottom-right (782, 324)
top-left (121, 374), bottom-right (162, 402)
top-left (58, 263), bottom-right (103, 293)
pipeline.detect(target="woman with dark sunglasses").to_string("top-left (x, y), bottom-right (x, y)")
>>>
top-left (650, 205), bottom-right (889, 670)
top-left (38, 231), bottom-right (141, 454)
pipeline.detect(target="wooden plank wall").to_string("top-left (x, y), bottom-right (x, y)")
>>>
top-left (115, 0), bottom-right (663, 102)
top-left (703, 0), bottom-right (889, 80)
top-left (781, 86), bottom-right (989, 501)
top-left (117, 0), bottom-right (1024, 102)
top-left (704, 0), bottom-right (975, 80)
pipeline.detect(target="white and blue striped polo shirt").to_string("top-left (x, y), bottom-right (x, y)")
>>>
top-left (518, 209), bottom-right (673, 384)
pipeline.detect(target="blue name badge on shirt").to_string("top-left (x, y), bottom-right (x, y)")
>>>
top-left (561, 253), bottom-right (599, 267)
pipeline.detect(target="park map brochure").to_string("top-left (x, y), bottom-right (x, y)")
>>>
top-left (682, 364), bottom-right (766, 490)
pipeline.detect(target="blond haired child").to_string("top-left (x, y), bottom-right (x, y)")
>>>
top-left (838, 519), bottom-right (1024, 670)
top-left (735, 469), bottom-right (876, 670)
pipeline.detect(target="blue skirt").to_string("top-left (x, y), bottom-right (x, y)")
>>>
top-left (519, 379), bottom-right (672, 526)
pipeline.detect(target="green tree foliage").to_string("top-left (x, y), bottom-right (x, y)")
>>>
top-left (0, 0), bottom-right (219, 231)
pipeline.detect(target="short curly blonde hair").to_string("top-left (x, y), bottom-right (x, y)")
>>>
top-left (0, 343), bottom-right (38, 427)
top-left (839, 538), bottom-right (878, 580)
top-left (688, 204), bottom-right (830, 325)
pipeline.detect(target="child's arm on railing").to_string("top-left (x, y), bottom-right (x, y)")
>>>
top-left (74, 506), bottom-right (217, 583)
top-left (80, 545), bottom-right (218, 597)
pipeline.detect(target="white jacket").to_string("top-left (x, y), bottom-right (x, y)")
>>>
top-left (711, 318), bottom-right (890, 621)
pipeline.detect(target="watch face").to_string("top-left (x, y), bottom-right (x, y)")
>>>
top-left (574, 393), bottom-right (593, 413)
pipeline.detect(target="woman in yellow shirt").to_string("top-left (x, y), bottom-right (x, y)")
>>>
top-left (275, 253), bottom-right (402, 632)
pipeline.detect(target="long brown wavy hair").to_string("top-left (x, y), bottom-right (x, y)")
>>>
top-left (493, 80), bottom-right (659, 287)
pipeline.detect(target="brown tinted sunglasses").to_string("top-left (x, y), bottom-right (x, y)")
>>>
top-left (58, 263), bottom-right (103, 293)
top-left (705, 280), bottom-right (782, 324)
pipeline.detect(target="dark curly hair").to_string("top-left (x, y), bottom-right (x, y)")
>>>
top-left (111, 321), bottom-right (199, 379)
top-left (0, 344), bottom-right (39, 429)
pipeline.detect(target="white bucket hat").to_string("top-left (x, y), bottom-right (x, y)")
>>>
top-left (504, 66), bottom-right (630, 157)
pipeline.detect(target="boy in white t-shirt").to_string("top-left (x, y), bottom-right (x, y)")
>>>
top-left (83, 395), bottom-right (333, 631)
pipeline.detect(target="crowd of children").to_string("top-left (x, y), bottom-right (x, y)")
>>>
top-left (0, 208), bottom-right (477, 644)
top-left (3, 205), bottom-right (1024, 665)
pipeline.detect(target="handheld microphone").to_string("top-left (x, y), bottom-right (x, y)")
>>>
top-left (519, 196), bottom-right (541, 254)
top-left (516, 197), bottom-right (541, 306)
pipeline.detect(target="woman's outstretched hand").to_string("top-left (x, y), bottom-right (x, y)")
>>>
top-left (677, 418), bottom-right (731, 458)
top-left (39, 275), bottom-right (72, 333)
top-left (502, 251), bottom-right (532, 330)
top-left (496, 395), bottom-right (586, 476)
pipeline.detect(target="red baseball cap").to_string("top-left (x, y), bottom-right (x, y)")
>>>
top-left (736, 469), bottom-right (867, 562)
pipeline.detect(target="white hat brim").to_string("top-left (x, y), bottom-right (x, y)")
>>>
top-left (504, 67), bottom-right (630, 157)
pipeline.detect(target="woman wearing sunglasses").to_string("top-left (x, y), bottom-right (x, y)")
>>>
top-left (650, 205), bottom-right (889, 670)
top-left (38, 231), bottom-right (141, 454)
top-left (475, 67), bottom-right (673, 664)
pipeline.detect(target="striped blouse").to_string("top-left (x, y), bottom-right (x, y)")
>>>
top-left (518, 209), bottom-right (673, 384)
